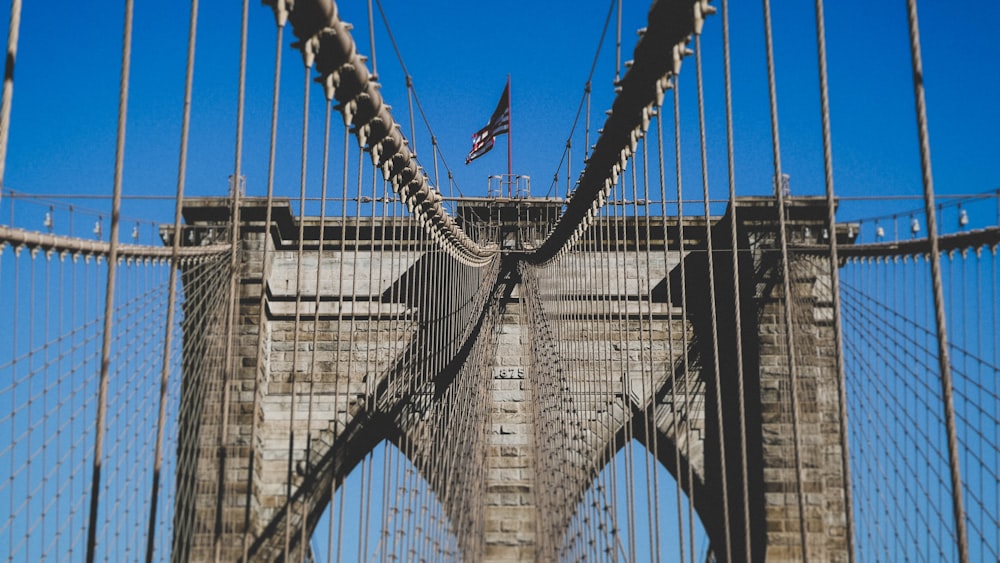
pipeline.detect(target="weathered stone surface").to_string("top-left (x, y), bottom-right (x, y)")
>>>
top-left (174, 197), bottom-right (850, 563)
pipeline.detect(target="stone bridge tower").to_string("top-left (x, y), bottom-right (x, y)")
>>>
top-left (172, 196), bottom-right (852, 562)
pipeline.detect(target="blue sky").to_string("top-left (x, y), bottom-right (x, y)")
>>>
top-left (1, 2), bottom-right (997, 559)
top-left (2, 0), bottom-right (998, 236)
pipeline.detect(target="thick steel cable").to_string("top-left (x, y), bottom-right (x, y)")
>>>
top-left (283, 64), bottom-right (311, 561)
top-left (530, 0), bottom-right (712, 264)
top-left (638, 134), bottom-right (663, 562)
top-left (0, 0), bottom-right (21, 197)
top-left (903, 1), bottom-right (969, 560)
top-left (671, 79), bottom-right (696, 563)
top-left (215, 0), bottom-right (249, 559)
top-left (244, 20), bottom-right (285, 563)
top-left (761, 0), bottom-right (810, 557)
top-left (302, 97), bottom-right (332, 563)
top-left (599, 185), bottom-right (622, 563)
top-left (615, 0), bottom-right (623, 83)
top-left (351, 150), bottom-right (368, 561)
top-left (85, 0), bottom-right (133, 560)
top-left (693, 32), bottom-right (732, 563)
top-left (616, 170), bottom-right (638, 563)
top-left (718, 1), bottom-right (753, 556)
top-left (654, 93), bottom-right (687, 563)
top-left (332, 125), bottom-right (349, 563)
top-left (366, 0), bottom-right (378, 79)
top-left (370, 0), bottom-right (469, 201)
top-left (811, 0), bottom-right (856, 559)
top-left (146, 1), bottom-right (198, 560)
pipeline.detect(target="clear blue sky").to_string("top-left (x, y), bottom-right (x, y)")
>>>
top-left (1, 2), bottom-right (997, 559)
top-left (3, 0), bottom-right (998, 233)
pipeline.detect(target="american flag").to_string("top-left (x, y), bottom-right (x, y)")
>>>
top-left (465, 83), bottom-right (510, 164)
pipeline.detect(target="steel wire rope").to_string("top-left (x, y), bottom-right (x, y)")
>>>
top-left (693, 31), bottom-right (732, 563)
top-left (145, 1), bottom-right (198, 559)
top-left (839, 276), bottom-right (999, 371)
top-left (716, 3), bottom-right (754, 557)
top-left (545, 0), bottom-right (618, 198)
top-left (807, 1), bottom-right (858, 555)
top-left (598, 176), bottom-right (623, 563)
top-left (840, 323), bottom-right (956, 558)
top-left (613, 160), bottom-right (638, 563)
top-left (352, 148), bottom-right (374, 563)
top-left (638, 131), bottom-right (665, 562)
top-left (671, 77), bottom-right (697, 563)
top-left (652, 90), bottom-right (687, 563)
top-left (759, 0), bottom-right (811, 557)
top-left (0, 0), bottom-right (21, 196)
top-left (848, 296), bottom-right (944, 516)
top-left (839, 287), bottom-right (1000, 451)
top-left (903, 0), bottom-right (969, 557)
top-left (628, 139), bottom-right (655, 561)
top-left (370, 0), bottom-right (465, 198)
top-left (85, 0), bottom-right (133, 558)
top-left (575, 205), bottom-right (596, 559)
top-left (580, 219), bottom-right (607, 559)
top-left (841, 337), bottom-right (942, 558)
top-left (615, 0), bottom-right (623, 84)
top-left (243, 13), bottom-right (286, 560)
top-left (214, 2), bottom-right (250, 559)
top-left (300, 90), bottom-right (333, 563)
top-left (281, 63), bottom-right (313, 561)
top-left (330, 123), bottom-right (351, 563)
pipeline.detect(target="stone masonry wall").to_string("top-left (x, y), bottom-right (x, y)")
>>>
top-left (483, 287), bottom-right (538, 562)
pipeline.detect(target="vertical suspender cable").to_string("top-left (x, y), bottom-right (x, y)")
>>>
top-left (405, 76), bottom-right (417, 157)
top-left (719, 1), bottom-right (753, 556)
top-left (585, 83), bottom-right (592, 164)
top-left (761, 0), bottom-right (810, 558)
top-left (0, 0), bottom-right (21, 200)
top-left (245, 15), bottom-right (286, 562)
top-left (284, 64), bottom-right (311, 560)
top-left (318, 98), bottom-right (335, 563)
top-left (672, 79), bottom-right (696, 563)
top-left (903, 1), bottom-right (969, 560)
top-left (304, 92), bottom-right (333, 563)
top-left (86, 1), bottom-right (134, 561)
top-left (367, 0), bottom-right (378, 79)
top-left (693, 33), bottom-right (732, 563)
top-left (216, 1), bottom-right (249, 560)
top-left (146, 1), bottom-right (198, 560)
top-left (639, 132), bottom-right (663, 562)
top-left (656, 92), bottom-right (686, 563)
top-left (813, 0), bottom-right (856, 560)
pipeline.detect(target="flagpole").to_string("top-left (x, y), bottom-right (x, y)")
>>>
top-left (506, 74), bottom-right (513, 198)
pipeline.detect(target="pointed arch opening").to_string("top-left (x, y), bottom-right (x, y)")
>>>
top-left (309, 439), bottom-right (462, 562)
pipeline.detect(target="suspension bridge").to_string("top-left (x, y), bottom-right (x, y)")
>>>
top-left (0, 0), bottom-right (998, 561)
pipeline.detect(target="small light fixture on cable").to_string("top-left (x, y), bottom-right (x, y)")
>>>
top-left (958, 206), bottom-right (969, 230)
top-left (875, 222), bottom-right (885, 241)
top-left (131, 222), bottom-right (140, 242)
top-left (43, 206), bottom-right (54, 232)
top-left (910, 216), bottom-right (921, 237)
top-left (93, 218), bottom-right (103, 239)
